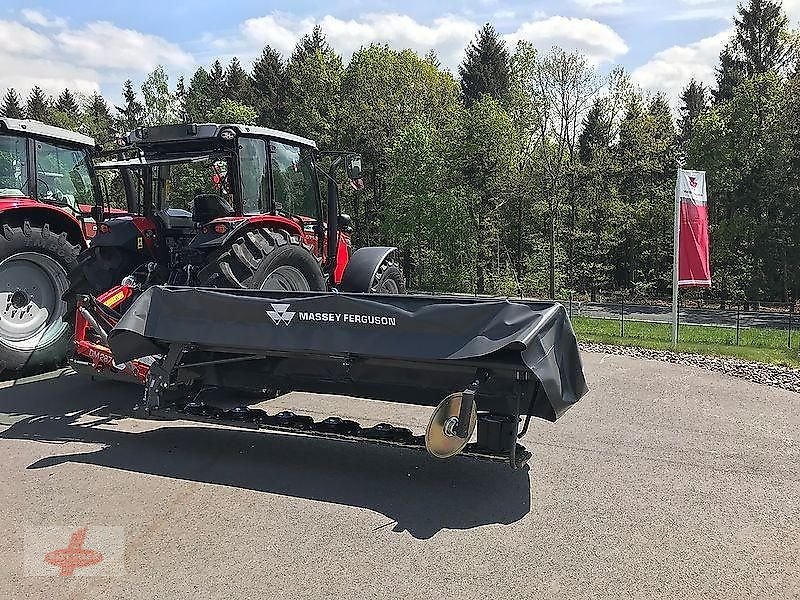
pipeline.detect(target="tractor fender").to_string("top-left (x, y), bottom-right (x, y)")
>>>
top-left (190, 215), bottom-right (303, 250)
top-left (339, 246), bottom-right (397, 292)
top-left (0, 203), bottom-right (87, 249)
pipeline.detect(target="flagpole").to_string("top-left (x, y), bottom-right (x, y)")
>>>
top-left (671, 170), bottom-right (681, 348)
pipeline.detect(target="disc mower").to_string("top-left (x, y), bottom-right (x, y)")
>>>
top-left (72, 123), bottom-right (589, 468)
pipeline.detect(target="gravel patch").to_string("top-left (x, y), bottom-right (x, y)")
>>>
top-left (580, 342), bottom-right (800, 394)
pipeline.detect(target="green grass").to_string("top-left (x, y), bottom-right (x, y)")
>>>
top-left (571, 316), bottom-right (800, 368)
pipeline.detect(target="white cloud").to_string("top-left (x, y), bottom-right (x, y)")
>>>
top-left (56, 21), bottom-right (194, 71)
top-left (215, 12), bottom-right (627, 72)
top-left (573, 0), bottom-right (624, 8)
top-left (0, 16), bottom-right (194, 100)
top-left (0, 54), bottom-right (100, 96)
top-left (0, 20), bottom-right (53, 56)
top-left (0, 20), bottom-right (96, 97)
top-left (21, 9), bottom-right (67, 29)
top-left (504, 16), bottom-right (629, 65)
top-left (228, 12), bottom-right (477, 71)
top-left (631, 29), bottom-right (731, 104)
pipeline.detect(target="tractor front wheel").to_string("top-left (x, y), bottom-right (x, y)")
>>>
top-left (370, 255), bottom-right (406, 295)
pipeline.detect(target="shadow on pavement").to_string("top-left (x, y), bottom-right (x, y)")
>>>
top-left (0, 371), bottom-right (531, 539)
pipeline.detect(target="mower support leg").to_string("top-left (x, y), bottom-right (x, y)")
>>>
top-left (136, 343), bottom-right (187, 417)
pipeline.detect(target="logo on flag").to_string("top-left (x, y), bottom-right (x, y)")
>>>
top-left (689, 176), bottom-right (697, 188)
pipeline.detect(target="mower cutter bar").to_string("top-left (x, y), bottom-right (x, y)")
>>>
top-left (138, 401), bottom-right (533, 469)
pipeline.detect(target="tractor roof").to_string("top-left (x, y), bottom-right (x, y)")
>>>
top-left (127, 123), bottom-right (317, 150)
top-left (0, 117), bottom-right (96, 147)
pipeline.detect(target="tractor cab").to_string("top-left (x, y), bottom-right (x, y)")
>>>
top-left (0, 118), bottom-right (105, 238)
top-left (83, 123), bottom-right (364, 293)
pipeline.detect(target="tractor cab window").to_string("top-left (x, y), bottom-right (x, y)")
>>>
top-left (34, 140), bottom-right (94, 212)
top-left (238, 137), bottom-right (268, 214)
top-left (270, 141), bottom-right (318, 220)
top-left (0, 135), bottom-right (29, 197)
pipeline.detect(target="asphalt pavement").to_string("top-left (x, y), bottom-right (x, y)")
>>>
top-left (0, 352), bottom-right (798, 599)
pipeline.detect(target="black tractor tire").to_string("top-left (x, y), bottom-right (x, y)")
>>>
top-left (197, 227), bottom-right (325, 292)
top-left (370, 255), bottom-right (406, 295)
top-left (0, 221), bottom-right (80, 375)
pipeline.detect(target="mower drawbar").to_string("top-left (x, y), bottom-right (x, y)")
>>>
top-left (105, 286), bottom-right (589, 468)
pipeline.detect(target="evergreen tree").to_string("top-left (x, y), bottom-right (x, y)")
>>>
top-left (207, 60), bottom-right (226, 110)
top-left (26, 86), bottom-right (51, 123)
top-left (83, 92), bottom-right (113, 143)
top-left (458, 23), bottom-right (511, 106)
top-left (678, 79), bottom-right (708, 144)
top-left (175, 75), bottom-right (188, 121)
top-left (251, 45), bottom-right (285, 127)
top-left (578, 98), bottom-right (611, 164)
top-left (734, 0), bottom-right (791, 76)
top-left (283, 26), bottom-right (343, 147)
top-left (714, 44), bottom-right (746, 103)
top-left (1, 89), bottom-right (25, 118)
top-left (224, 57), bottom-right (252, 106)
top-left (115, 79), bottom-right (144, 132)
top-left (292, 25), bottom-right (330, 62)
top-left (186, 67), bottom-right (211, 121)
top-left (55, 89), bottom-right (80, 116)
top-left (424, 50), bottom-right (442, 69)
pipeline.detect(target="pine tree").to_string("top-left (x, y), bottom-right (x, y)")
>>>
top-left (1, 89), bottom-right (25, 118)
top-left (714, 44), bottom-right (746, 103)
top-left (458, 23), bottom-right (511, 106)
top-left (224, 57), bottom-right (252, 106)
top-left (207, 60), bottom-right (226, 110)
top-left (283, 26), bottom-right (343, 147)
top-left (55, 89), bottom-right (79, 116)
top-left (292, 25), bottom-right (330, 62)
top-left (251, 45), bottom-right (285, 127)
top-left (734, 0), bottom-right (791, 76)
top-left (678, 79), bottom-right (707, 143)
top-left (115, 79), bottom-right (144, 132)
top-left (175, 75), bottom-right (188, 121)
top-left (424, 49), bottom-right (442, 69)
top-left (578, 98), bottom-right (611, 164)
top-left (26, 86), bottom-right (51, 123)
top-left (186, 67), bottom-right (210, 121)
top-left (83, 92), bottom-right (113, 143)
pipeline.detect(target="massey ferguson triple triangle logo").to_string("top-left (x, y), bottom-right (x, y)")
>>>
top-left (266, 303), bottom-right (296, 325)
top-left (265, 303), bottom-right (397, 327)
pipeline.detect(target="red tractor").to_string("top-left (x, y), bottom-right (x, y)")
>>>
top-left (71, 123), bottom-right (405, 381)
top-left (0, 118), bottom-right (132, 375)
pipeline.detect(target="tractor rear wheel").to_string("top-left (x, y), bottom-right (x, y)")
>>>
top-left (198, 228), bottom-right (325, 292)
top-left (0, 221), bottom-right (80, 374)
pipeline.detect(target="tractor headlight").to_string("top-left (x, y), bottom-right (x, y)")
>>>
top-left (218, 127), bottom-right (236, 141)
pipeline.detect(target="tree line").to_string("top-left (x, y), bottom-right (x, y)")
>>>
top-left (1, 0), bottom-right (798, 304)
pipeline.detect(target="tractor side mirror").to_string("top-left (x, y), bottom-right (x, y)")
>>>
top-left (90, 205), bottom-right (104, 224)
top-left (345, 154), bottom-right (362, 181)
top-left (338, 213), bottom-right (353, 232)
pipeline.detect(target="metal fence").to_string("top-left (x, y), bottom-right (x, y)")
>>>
top-left (562, 294), bottom-right (797, 350)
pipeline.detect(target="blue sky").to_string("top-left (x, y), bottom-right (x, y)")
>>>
top-left (1, 0), bottom-right (795, 105)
